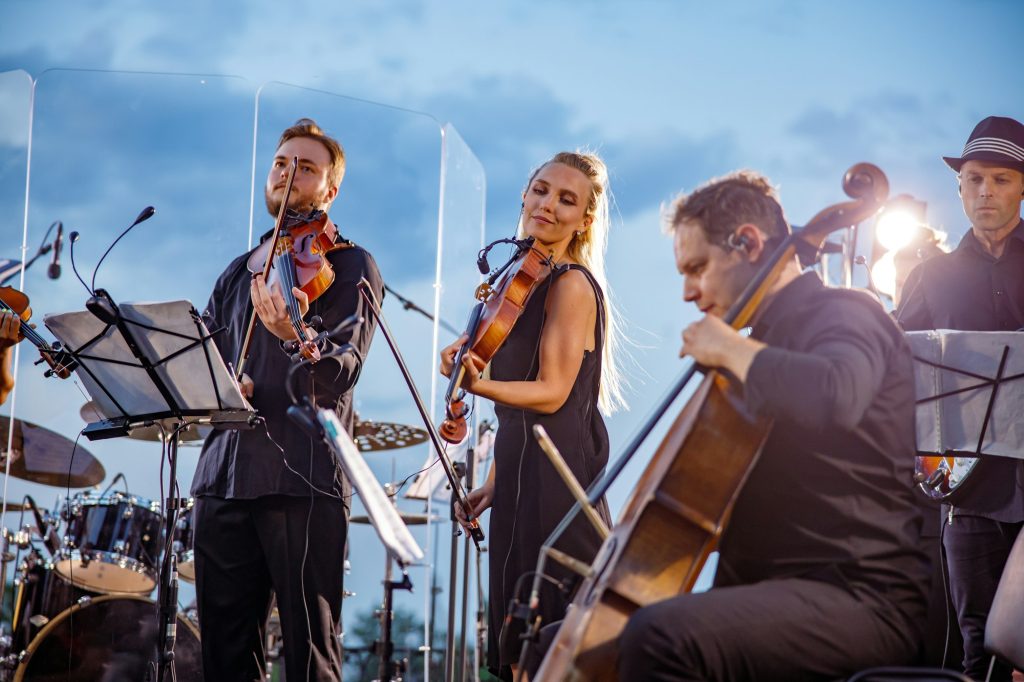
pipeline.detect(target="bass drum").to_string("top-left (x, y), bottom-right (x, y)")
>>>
top-left (13, 595), bottom-right (202, 681)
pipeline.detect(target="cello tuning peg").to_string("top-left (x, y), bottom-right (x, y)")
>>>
top-left (308, 315), bottom-right (323, 330)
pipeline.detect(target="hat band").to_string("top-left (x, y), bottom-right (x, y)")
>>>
top-left (961, 136), bottom-right (1024, 162)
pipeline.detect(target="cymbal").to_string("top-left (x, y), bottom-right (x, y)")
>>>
top-left (349, 511), bottom-right (438, 526)
top-left (353, 419), bottom-right (428, 452)
top-left (0, 415), bottom-right (105, 488)
top-left (79, 401), bottom-right (208, 446)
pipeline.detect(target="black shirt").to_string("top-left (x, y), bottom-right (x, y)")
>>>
top-left (895, 219), bottom-right (1024, 522)
top-left (190, 237), bottom-right (383, 502)
top-left (716, 272), bottom-right (929, 626)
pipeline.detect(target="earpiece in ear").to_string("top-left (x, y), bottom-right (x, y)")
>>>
top-left (727, 232), bottom-right (752, 253)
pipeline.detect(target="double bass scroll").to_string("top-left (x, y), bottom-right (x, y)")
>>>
top-left (534, 163), bottom-right (889, 681)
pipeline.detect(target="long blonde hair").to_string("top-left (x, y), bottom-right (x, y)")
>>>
top-left (522, 151), bottom-right (627, 414)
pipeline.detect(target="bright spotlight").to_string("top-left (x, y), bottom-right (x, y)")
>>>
top-left (876, 210), bottom-right (921, 252)
top-left (871, 251), bottom-right (896, 298)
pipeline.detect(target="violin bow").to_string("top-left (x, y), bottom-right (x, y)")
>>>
top-left (234, 157), bottom-right (298, 380)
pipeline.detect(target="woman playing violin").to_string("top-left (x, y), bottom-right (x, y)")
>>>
top-left (442, 151), bottom-right (625, 680)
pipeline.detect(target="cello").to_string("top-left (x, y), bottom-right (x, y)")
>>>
top-left (534, 163), bottom-right (890, 681)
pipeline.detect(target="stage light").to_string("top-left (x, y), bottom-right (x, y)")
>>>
top-left (871, 251), bottom-right (896, 299)
top-left (876, 210), bottom-right (922, 252)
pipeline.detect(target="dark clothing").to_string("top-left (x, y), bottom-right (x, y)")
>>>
top-left (190, 231), bottom-right (382, 681)
top-left (620, 272), bottom-right (929, 681)
top-left (191, 239), bottom-right (383, 501)
top-left (895, 219), bottom-right (1024, 680)
top-left (194, 495), bottom-right (348, 682)
top-left (895, 219), bottom-right (1024, 522)
top-left (619, 578), bottom-right (919, 682)
top-left (487, 265), bottom-right (611, 676)
top-left (943, 516), bottom-right (1023, 680)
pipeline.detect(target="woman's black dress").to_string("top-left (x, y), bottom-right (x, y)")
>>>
top-left (486, 264), bottom-right (612, 677)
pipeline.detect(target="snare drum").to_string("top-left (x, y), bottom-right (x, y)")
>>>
top-left (55, 492), bottom-right (163, 594)
top-left (172, 498), bottom-right (195, 583)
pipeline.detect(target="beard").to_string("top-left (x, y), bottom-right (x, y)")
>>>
top-left (264, 187), bottom-right (329, 218)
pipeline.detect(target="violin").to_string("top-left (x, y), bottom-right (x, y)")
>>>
top-left (534, 163), bottom-right (891, 681)
top-left (235, 158), bottom-right (341, 378)
top-left (0, 286), bottom-right (77, 379)
top-left (439, 237), bottom-right (553, 443)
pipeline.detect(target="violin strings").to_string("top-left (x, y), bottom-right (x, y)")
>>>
top-left (0, 297), bottom-right (51, 349)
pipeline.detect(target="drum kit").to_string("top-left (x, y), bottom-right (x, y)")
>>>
top-left (0, 412), bottom-right (428, 681)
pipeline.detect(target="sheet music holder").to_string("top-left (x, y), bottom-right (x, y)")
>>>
top-left (317, 408), bottom-right (423, 566)
top-left (907, 330), bottom-right (1024, 460)
top-left (44, 296), bottom-right (256, 682)
top-left (44, 299), bottom-right (254, 439)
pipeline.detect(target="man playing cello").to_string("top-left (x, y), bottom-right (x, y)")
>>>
top-left (614, 171), bottom-right (930, 681)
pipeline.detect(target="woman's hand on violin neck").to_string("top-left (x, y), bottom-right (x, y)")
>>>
top-left (250, 274), bottom-right (310, 342)
top-left (0, 311), bottom-right (20, 349)
top-left (454, 481), bottom-right (495, 529)
top-left (680, 315), bottom-right (766, 383)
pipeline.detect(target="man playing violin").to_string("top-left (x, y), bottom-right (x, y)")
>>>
top-left (0, 309), bottom-right (21, 404)
top-left (616, 171), bottom-right (929, 681)
top-left (190, 118), bottom-right (383, 682)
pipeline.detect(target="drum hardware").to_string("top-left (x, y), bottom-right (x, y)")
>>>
top-left (350, 511), bottom-right (438, 526)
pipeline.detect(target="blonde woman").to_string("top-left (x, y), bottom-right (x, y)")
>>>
top-left (442, 151), bottom-right (624, 680)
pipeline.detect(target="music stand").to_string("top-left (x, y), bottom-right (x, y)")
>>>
top-left (45, 296), bottom-right (256, 682)
top-left (317, 408), bottom-right (424, 682)
top-left (908, 330), bottom-right (1024, 460)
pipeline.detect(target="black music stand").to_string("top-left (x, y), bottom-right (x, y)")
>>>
top-left (45, 294), bottom-right (256, 682)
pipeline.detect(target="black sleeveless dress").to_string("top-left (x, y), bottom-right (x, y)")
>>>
top-left (486, 264), bottom-right (612, 676)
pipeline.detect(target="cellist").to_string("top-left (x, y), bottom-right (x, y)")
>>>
top-left (190, 118), bottom-right (383, 682)
top-left (616, 171), bottom-right (930, 681)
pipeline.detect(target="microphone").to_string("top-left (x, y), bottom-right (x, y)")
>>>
top-left (90, 205), bottom-right (156, 294)
top-left (68, 231), bottom-right (93, 295)
top-left (47, 222), bottom-right (63, 279)
top-left (477, 251), bottom-right (491, 275)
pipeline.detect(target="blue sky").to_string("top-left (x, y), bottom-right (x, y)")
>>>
top-left (2, 0), bottom-right (1023, 673)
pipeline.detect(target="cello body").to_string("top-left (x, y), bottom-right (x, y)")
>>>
top-left (536, 372), bottom-right (770, 680)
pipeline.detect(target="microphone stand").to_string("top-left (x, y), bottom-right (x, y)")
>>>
top-left (355, 280), bottom-right (484, 550)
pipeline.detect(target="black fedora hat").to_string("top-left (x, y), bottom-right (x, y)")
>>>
top-left (943, 116), bottom-right (1024, 173)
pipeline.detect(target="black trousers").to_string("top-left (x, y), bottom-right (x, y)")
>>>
top-left (616, 579), bottom-right (920, 682)
top-left (943, 514), bottom-right (1023, 682)
top-left (194, 494), bottom-right (348, 682)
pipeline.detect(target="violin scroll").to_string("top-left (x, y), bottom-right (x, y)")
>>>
top-left (0, 286), bottom-right (77, 379)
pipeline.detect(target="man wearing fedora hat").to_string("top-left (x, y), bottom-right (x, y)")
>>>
top-left (897, 115), bottom-right (1024, 681)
